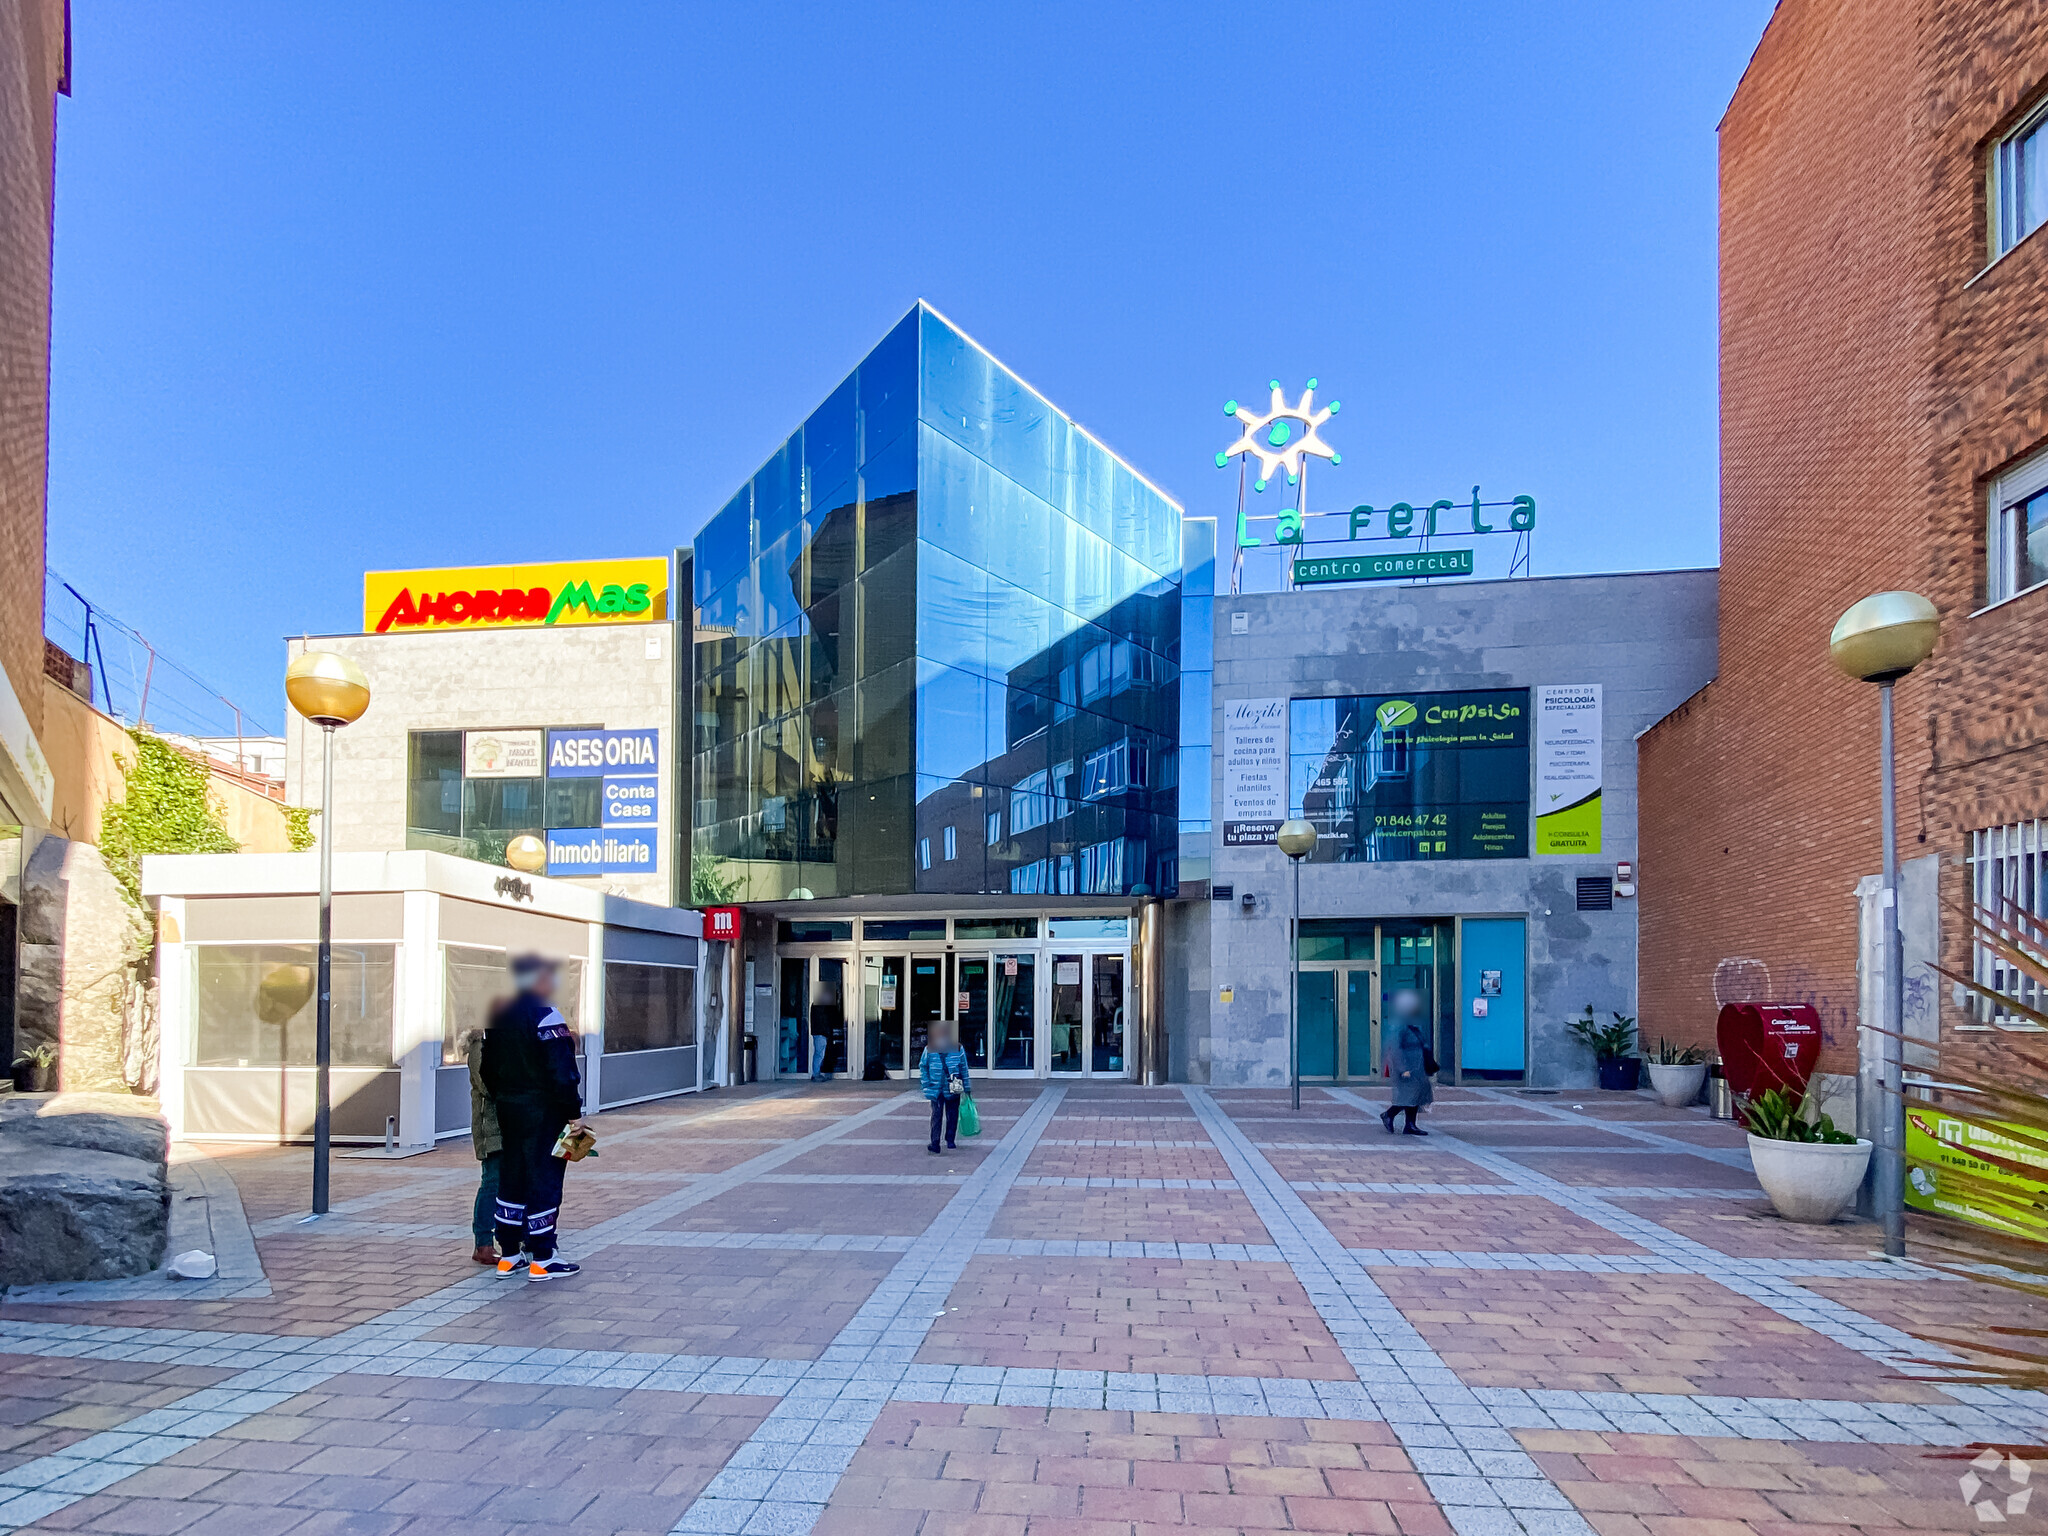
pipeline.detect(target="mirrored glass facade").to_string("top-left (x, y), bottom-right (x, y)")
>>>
top-left (688, 304), bottom-right (1184, 902)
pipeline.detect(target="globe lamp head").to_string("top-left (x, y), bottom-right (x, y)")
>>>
top-left (1828, 591), bottom-right (1939, 684)
top-left (505, 835), bottom-right (547, 875)
top-left (1276, 819), bottom-right (1318, 860)
top-left (285, 651), bottom-right (372, 727)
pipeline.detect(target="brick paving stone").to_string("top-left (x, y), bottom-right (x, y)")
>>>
top-left (817, 1402), bottom-right (1448, 1536)
top-left (1262, 1149), bottom-right (1511, 1185)
top-left (1305, 1191), bottom-right (1652, 1255)
top-left (1518, 1427), bottom-right (1992, 1533)
top-left (991, 1187), bottom-right (1274, 1245)
top-left (1607, 1198), bottom-right (1883, 1261)
top-left (419, 1246), bottom-right (902, 1357)
top-left (654, 1179), bottom-right (959, 1236)
top-left (1498, 1152), bottom-right (1762, 1190)
top-left (1373, 1267), bottom-right (1952, 1399)
top-left (1022, 1146), bottom-right (1235, 1182)
top-left (11, 1081), bottom-right (2048, 1536)
top-left (917, 1255), bottom-right (1355, 1378)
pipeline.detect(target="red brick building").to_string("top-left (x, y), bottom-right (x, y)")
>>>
top-left (1640, 0), bottom-right (2048, 1073)
top-left (0, 0), bottom-right (65, 827)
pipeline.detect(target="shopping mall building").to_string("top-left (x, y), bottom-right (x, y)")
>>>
top-left (681, 303), bottom-right (1719, 1088)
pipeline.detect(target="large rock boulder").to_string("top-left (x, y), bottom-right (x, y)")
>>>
top-left (0, 1094), bottom-right (169, 1286)
top-left (0, 1092), bottom-right (168, 1166)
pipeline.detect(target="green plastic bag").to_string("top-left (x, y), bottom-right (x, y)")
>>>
top-left (958, 1095), bottom-right (981, 1137)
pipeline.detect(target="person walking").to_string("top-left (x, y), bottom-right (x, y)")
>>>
top-left (919, 1020), bottom-right (970, 1154)
top-left (1379, 988), bottom-right (1436, 1136)
top-left (465, 1023), bottom-right (503, 1265)
top-left (809, 992), bottom-right (841, 1082)
top-left (481, 954), bottom-right (587, 1281)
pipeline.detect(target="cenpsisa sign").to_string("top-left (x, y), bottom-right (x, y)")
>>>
top-left (364, 558), bottom-right (669, 635)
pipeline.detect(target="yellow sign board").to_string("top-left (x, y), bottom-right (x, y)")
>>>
top-left (1904, 1106), bottom-right (2048, 1239)
top-left (363, 559), bottom-right (669, 635)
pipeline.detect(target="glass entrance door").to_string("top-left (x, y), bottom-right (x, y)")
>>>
top-left (862, 952), bottom-right (946, 1078)
top-left (1049, 953), bottom-right (1127, 1077)
top-left (1297, 965), bottom-right (1377, 1081)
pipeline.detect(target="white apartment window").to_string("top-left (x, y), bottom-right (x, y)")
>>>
top-left (1996, 98), bottom-right (2048, 257)
top-left (1967, 819), bottom-right (2048, 1028)
top-left (918, 837), bottom-right (931, 871)
top-left (943, 826), bottom-right (957, 861)
top-left (1010, 770), bottom-right (1051, 834)
top-left (985, 810), bottom-right (1001, 846)
top-left (1987, 449), bottom-right (2048, 606)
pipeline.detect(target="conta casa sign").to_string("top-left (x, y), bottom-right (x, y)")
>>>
top-left (363, 558), bottom-right (669, 635)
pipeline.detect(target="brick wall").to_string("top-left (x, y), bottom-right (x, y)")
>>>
top-left (0, 0), bottom-right (64, 745)
top-left (1640, 0), bottom-right (2048, 1073)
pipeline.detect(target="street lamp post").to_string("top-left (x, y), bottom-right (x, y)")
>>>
top-left (284, 651), bottom-right (372, 1218)
top-left (1276, 819), bottom-right (1317, 1113)
top-left (1828, 591), bottom-right (1939, 1259)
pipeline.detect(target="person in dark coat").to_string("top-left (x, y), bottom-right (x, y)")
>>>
top-left (809, 995), bottom-right (841, 1081)
top-left (464, 1026), bottom-right (503, 1264)
top-left (481, 954), bottom-right (586, 1281)
top-left (1379, 989), bottom-right (1436, 1136)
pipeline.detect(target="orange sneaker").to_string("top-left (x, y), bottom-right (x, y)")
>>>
top-left (495, 1254), bottom-right (525, 1276)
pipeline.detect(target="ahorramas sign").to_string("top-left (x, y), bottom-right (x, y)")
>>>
top-left (363, 558), bottom-right (669, 635)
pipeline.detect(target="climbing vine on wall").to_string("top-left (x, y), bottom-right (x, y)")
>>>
top-left (100, 729), bottom-right (241, 910)
top-left (281, 805), bottom-right (318, 852)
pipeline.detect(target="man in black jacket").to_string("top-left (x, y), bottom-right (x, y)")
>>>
top-left (481, 954), bottom-right (585, 1281)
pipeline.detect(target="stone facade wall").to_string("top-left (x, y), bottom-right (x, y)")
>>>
top-left (1638, 0), bottom-right (2048, 1074)
top-left (1202, 570), bottom-right (1718, 1088)
top-left (282, 624), bottom-right (679, 907)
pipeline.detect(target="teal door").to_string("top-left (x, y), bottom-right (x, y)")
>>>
top-left (1459, 918), bottom-right (1527, 1078)
top-left (1298, 971), bottom-right (1338, 1077)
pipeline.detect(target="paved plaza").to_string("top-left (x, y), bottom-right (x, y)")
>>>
top-left (2, 1083), bottom-right (2045, 1536)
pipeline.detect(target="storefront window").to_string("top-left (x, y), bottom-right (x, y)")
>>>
top-left (192, 944), bottom-right (395, 1067)
top-left (604, 962), bottom-right (695, 1054)
top-left (441, 945), bottom-right (584, 1064)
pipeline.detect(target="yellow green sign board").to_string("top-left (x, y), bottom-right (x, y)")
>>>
top-left (1904, 1106), bottom-right (2048, 1238)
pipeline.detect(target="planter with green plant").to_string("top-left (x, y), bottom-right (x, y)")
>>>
top-left (10, 1042), bottom-right (56, 1093)
top-left (1740, 1085), bottom-right (1870, 1222)
top-left (1566, 1006), bottom-right (1640, 1090)
top-left (1644, 1038), bottom-right (1709, 1107)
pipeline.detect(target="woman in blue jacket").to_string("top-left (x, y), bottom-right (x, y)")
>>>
top-left (919, 1021), bottom-right (971, 1154)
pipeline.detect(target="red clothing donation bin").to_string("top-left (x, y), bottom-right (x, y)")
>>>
top-left (1715, 1003), bottom-right (1823, 1100)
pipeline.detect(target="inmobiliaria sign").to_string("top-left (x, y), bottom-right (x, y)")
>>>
top-left (362, 558), bottom-right (669, 635)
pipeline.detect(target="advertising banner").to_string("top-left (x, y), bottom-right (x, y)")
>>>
top-left (364, 557), bottom-right (669, 635)
top-left (546, 828), bottom-right (660, 878)
top-left (1534, 684), bottom-right (1602, 855)
top-left (1291, 690), bottom-right (1529, 861)
top-left (462, 729), bottom-right (543, 779)
top-left (1221, 698), bottom-right (1287, 846)
top-left (1905, 1107), bottom-right (2048, 1239)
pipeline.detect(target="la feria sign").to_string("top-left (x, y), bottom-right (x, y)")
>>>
top-left (363, 557), bottom-right (669, 635)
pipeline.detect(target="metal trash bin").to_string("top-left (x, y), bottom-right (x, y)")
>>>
top-left (1708, 1063), bottom-right (1735, 1120)
top-left (742, 1033), bottom-right (758, 1085)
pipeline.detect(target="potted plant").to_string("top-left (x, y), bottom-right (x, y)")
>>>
top-left (1566, 1006), bottom-right (1640, 1090)
top-left (1741, 1086), bottom-right (1871, 1223)
top-left (9, 1043), bottom-right (56, 1093)
top-left (1644, 1038), bottom-right (1708, 1107)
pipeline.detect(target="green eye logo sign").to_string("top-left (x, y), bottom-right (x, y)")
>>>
top-left (1376, 700), bottom-right (1418, 731)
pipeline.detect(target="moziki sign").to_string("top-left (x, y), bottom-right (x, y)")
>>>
top-left (364, 558), bottom-right (669, 634)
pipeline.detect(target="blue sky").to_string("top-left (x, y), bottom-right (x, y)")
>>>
top-left (47, 2), bottom-right (1777, 730)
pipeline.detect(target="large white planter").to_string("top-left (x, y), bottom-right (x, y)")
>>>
top-left (1646, 1063), bottom-right (1707, 1108)
top-left (1747, 1134), bottom-right (1873, 1224)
